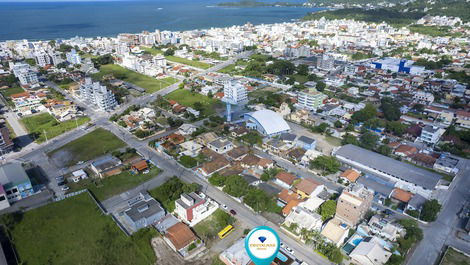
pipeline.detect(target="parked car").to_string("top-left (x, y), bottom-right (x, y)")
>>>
top-left (61, 186), bottom-right (70, 191)
top-left (230, 209), bottom-right (237, 215)
top-left (222, 204), bottom-right (228, 210)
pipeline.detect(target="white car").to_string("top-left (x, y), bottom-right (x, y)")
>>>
top-left (222, 204), bottom-right (228, 210)
top-left (280, 242), bottom-right (285, 248)
top-left (61, 186), bottom-right (70, 191)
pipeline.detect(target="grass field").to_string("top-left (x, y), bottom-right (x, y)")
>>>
top-left (0, 86), bottom-right (24, 98)
top-left (165, 56), bottom-right (212, 69)
top-left (21, 113), bottom-right (90, 143)
top-left (9, 193), bottom-right (157, 265)
top-left (440, 247), bottom-right (470, 265)
top-left (218, 64), bottom-right (237, 74)
top-left (67, 166), bottom-right (162, 201)
top-left (140, 47), bottom-right (162, 55)
top-left (47, 128), bottom-right (126, 167)
top-left (93, 64), bottom-right (179, 93)
top-left (165, 89), bottom-right (221, 116)
top-left (193, 209), bottom-right (235, 243)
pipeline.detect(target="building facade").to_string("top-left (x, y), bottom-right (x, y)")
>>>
top-left (79, 78), bottom-right (118, 111)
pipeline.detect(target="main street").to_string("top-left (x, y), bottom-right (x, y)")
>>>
top-left (406, 158), bottom-right (470, 265)
top-left (4, 56), bottom-right (333, 264)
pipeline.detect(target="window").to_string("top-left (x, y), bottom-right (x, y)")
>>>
top-left (0, 196), bottom-right (5, 201)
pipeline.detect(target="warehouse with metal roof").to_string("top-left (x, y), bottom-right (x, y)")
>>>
top-left (244, 109), bottom-right (290, 137)
top-left (334, 144), bottom-right (443, 198)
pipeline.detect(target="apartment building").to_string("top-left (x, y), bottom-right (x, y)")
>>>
top-left (297, 88), bottom-right (327, 111)
top-left (10, 63), bottom-right (38, 86)
top-left (79, 78), bottom-right (118, 111)
top-left (336, 183), bottom-right (374, 227)
top-left (174, 192), bottom-right (218, 226)
top-left (66, 49), bottom-right (81, 65)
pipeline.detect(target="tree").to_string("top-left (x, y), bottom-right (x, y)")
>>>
top-left (310, 156), bottom-right (340, 175)
top-left (239, 131), bottom-right (263, 146)
top-left (318, 200), bottom-right (336, 221)
top-left (164, 48), bottom-right (175, 56)
top-left (316, 81), bottom-right (326, 92)
top-left (377, 145), bottom-right (392, 156)
top-left (261, 167), bottom-right (280, 181)
top-left (296, 64), bottom-right (309, 76)
top-left (386, 121), bottom-right (408, 136)
top-left (334, 120), bottom-right (343, 128)
top-left (359, 131), bottom-right (379, 150)
top-left (342, 133), bottom-right (360, 146)
top-left (381, 97), bottom-right (401, 121)
top-left (208, 173), bottom-right (226, 187)
top-left (351, 104), bottom-right (377, 123)
top-left (243, 188), bottom-right (281, 213)
top-left (312, 122), bottom-right (330, 134)
top-left (223, 175), bottom-right (249, 198)
top-left (420, 199), bottom-right (441, 222)
top-left (179, 155), bottom-right (198, 168)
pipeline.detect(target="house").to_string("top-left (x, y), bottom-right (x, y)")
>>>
top-left (419, 125), bottom-right (445, 145)
top-left (286, 148), bottom-right (306, 162)
top-left (257, 158), bottom-right (274, 170)
top-left (321, 217), bottom-right (350, 247)
top-left (349, 237), bottom-right (392, 265)
top-left (122, 192), bottom-right (166, 233)
top-left (70, 169), bottom-right (88, 182)
top-left (227, 146), bottom-right (249, 161)
top-left (180, 140), bottom-right (203, 157)
top-left (394, 145), bottom-right (418, 158)
top-left (208, 138), bottom-right (234, 154)
top-left (230, 126), bottom-right (249, 138)
top-left (433, 155), bottom-right (459, 175)
top-left (390, 188), bottom-right (413, 204)
top-left (278, 189), bottom-right (299, 207)
top-left (0, 163), bottom-right (34, 205)
top-left (294, 178), bottom-right (324, 199)
top-left (340, 169), bottom-right (361, 183)
top-left (295, 135), bottom-right (317, 150)
top-left (131, 159), bottom-right (149, 174)
top-left (366, 215), bottom-right (404, 242)
top-left (406, 194), bottom-right (427, 212)
top-left (196, 132), bottom-right (218, 145)
top-left (174, 192), bottom-right (218, 226)
top-left (240, 154), bottom-right (261, 168)
top-left (163, 222), bottom-right (197, 256)
top-left (166, 133), bottom-right (186, 145)
top-left (283, 206), bottom-right (323, 234)
top-left (336, 183), bottom-right (374, 227)
top-left (197, 157), bottom-right (230, 176)
top-left (178, 124), bottom-right (198, 136)
top-left (219, 238), bottom-right (252, 265)
top-left (274, 171), bottom-right (296, 189)
top-left (299, 196), bottom-right (325, 213)
top-left (90, 155), bottom-right (123, 178)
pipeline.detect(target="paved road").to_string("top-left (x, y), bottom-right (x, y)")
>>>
top-left (406, 158), bottom-right (470, 265)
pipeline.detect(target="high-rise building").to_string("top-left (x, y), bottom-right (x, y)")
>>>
top-left (317, 54), bottom-right (334, 70)
top-left (335, 183), bottom-right (374, 227)
top-left (10, 63), bottom-right (38, 86)
top-left (79, 78), bottom-right (118, 111)
top-left (297, 88), bottom-right (327, 111)
top-left (66, 49), bottom-right (82, 65)
top-left (222, 79), bottom-right (247, 122)
top-left (35, 51), bottom-right (51, 67)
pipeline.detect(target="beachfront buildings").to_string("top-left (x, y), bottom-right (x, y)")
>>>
top-left (10, 62), bottom-right (38, 86)
top-left (335, 183), bottom-right (374, 227)
top-left (66, 49), bottom-right (81, 65)
top-left (79, 78), bottom-right (118, 111)
top-left (297, 88), bottom-right (327, 111)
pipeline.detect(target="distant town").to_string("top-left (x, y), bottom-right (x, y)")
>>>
top-left (0, 10), bottom-right (468, 265)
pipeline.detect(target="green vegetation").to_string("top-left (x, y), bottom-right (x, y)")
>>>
top-left (193, 50), bottom-right (226, 61)
top-left (238, 131), bottom-right (263, 146)
top-left (7, 193), bottom-right (156, 265)
top-left (309, 156), bottom-right (340, 175)
top-left (408, 25), bottom-right (461, 37)
top-left (0, 86), bottom-right (24, 98)
top-left (148, 176), bottom-right (199, 212)
top-left (420, 199), bottom-right (441, 222)
top-left (21, 113), bottom-right (90, 143)
top-left (93, 64), bottom-right (178, 93)
top-left (47, 128), bottom-right (126, 166)
top-left (67, 167), bottom-right (161, 201)
top-left (351, 103), bottom-right (377, 123)
top-left (243, 188), bottom-right (281, 213)
top-left (261, 167), bottom-right (281, 182)
top-left (140, 46), bottom-right (162, 55)
top-left (223, 175), bottom-right (249, 198)
top-left (165, 89), bottom-right (221, 116)
top-left (179, 155), bottom-right (198, 168)
top-left (318, 200), bottom-right (337, 221)
top-left (165, 56), bottom-right (212, 69)
top-left (193, 209), bottom-right (235, 242)
top-left (440, 247), bottom-right (470, 265)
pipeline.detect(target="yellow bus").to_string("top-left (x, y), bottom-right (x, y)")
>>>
top-left (218, 225), bottom-right (234, 239)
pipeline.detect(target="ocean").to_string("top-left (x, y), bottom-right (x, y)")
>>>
top-left (0, 0), bottom-right (324, 41)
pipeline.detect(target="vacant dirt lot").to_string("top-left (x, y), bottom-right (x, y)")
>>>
top-left (151, 237), bottom-right (213, 265)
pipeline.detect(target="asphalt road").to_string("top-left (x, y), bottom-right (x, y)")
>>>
top-left (406, 158), bottom-right (470, 265)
